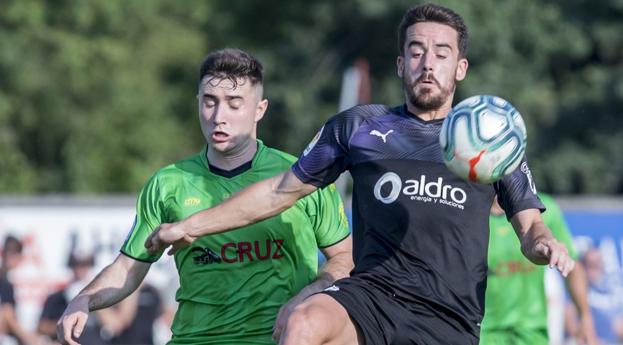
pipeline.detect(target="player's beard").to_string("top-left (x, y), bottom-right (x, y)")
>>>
top-left (403, 72), bottom-right (455, 111)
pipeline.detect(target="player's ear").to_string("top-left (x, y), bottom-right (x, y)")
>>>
top-left (255, 99), bottom-right (268, 122)
top-left (396, 56), bottom-right (404, 78)
top-left (455, 58), bottom-right (468, 81)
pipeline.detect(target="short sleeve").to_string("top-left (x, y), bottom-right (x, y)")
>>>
top-left (494, 158), bottom-right (544, 219)
top-left (120, 174), bottom-right (167, 262)
top-left (292, 118), bottom-right (350, 187)
top-left (306, 184), bottom-right (351, 248)
top-left (292, 104), bottom-right (388, 187)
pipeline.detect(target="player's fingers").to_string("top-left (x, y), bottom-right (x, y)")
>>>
top-left (167, 241), bottom-right (182, 256)
top-left (144, 230), bottom-right (155, 250)
top-left (60, 315), bottom-right (81, 345)
top-left (72, 313), bottom-right (87, 342)
top-left (562, 258), bottom-right (575, 277)
top-left (547, 242), bottom-right (561, 269)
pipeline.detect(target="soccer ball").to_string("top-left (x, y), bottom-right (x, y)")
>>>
top-left (439, 95), bottom-right (527, 184)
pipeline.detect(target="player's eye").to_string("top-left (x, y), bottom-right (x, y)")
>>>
top-left (229, 99), bottom-right (243, 109)
top-left (203, 97), bottom-right (217, 107)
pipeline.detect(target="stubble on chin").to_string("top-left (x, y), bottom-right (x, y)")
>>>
top-left (404, 78), bottom-right (453, 111)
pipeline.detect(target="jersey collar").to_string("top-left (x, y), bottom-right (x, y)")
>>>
top-left (200, 140), bottom-right (265, 178)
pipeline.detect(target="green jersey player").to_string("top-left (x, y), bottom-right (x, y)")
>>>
top-left (480, 193), bottom-right (596, 345)
top-left (57, 49), bottom-right (353, 345)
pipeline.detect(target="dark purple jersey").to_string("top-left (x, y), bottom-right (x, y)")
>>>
top-left (292, 104), bottom-right (543, 335)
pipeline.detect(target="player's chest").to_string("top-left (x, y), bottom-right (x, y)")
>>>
top-left (348, 123), bottom-right (444, 164)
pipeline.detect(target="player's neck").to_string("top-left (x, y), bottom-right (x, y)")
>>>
top-left (207, 140), bottom-right (258, 171)
top-left (406, 102), bottom-right (453, 122)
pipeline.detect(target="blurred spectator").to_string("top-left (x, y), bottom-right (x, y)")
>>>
top-left (37, 251), bottom-right (110, 345)
top-left (566, 247), bottom-right (623, 344)
top-left (0, 235), bottom-right (41, 345)
top-left (110, 282), bottom-right (162, 345)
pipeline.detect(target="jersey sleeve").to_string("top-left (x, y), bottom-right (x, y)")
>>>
top-left (120, 173), bottom-right (167, 262)
top-left (292, 118), bottom-right (350, 188)
top-left (305, 184), bottom-right (351, 248)
top-left (494, 158), bottom-right (545, 219)
top-left (540, 194), bottom-right (578, 260)
top-left (292, 105), bottom-right (387, 187)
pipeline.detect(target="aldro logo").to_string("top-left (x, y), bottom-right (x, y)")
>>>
top-left (191, 239), bottom-right (285, 265)
top-left (373, 172), bottom-right (467, 210)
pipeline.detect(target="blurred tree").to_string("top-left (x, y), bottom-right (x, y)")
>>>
top-left (0, 0), bottom-right (621, 194)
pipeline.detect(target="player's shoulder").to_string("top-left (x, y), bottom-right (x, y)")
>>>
top-left (260, 144), bottom-right (298, 166)
top-left (331, 104), bottom-right (396, 124)
top-left (150, 151), bottom-right (205, 182)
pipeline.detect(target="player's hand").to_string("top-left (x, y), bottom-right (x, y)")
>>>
top-left (145, 222), bottom-right (196, 255)
top-left (272, 299), bottom-right (298, 342)
top-left (56, 295), bottom-right (90, 345)
top-left (532, 237), bottom-right (575, 277)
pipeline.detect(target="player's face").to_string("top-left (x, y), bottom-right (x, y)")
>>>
top-left (197, 76), bottom-right (267, 155)
top-left (397, 22), bottom-right (468, 111)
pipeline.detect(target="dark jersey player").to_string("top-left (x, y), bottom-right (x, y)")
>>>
top-left (145, 4), bottom-right (575, 345)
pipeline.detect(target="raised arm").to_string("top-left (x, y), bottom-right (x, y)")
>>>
top-left (145, 169), bottom-right (318, 254)
top-left (510, 208), bottom-right (575, 276)
top-left (57, 254), bottom-right (150, 345)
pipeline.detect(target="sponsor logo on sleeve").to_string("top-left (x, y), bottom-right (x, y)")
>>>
top-left (520, 162), bottom-right (537, 194)
top-left (303, 126), bottom-right (325, 156)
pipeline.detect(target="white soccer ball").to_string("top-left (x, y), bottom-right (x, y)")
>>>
top-left (439, 95), bottom-right (527, 184)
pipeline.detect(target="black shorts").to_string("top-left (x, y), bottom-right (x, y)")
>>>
top-left (320, 275), bottom-right (479, 345)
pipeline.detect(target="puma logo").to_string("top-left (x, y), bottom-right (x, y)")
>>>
top-left (369, 129), bottom-right (394, 143)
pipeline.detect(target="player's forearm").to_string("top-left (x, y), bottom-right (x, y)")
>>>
top-left (291, 251), bottom-right (354, 305)
top-left (76, 256), bottom-right (148, 311)
top-left (184, 171), bottom-right (314, 237)
top-left (565, 263), bottom-right (592, 318)
top-left (515, 218), bottom-right (553, 265)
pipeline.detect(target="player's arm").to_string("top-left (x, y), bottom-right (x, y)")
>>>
top-left (145, 169), bottom-right (318, 255)
top-left (564, 262), bottom-right (598, 345)
top-left (509, 208), bottom-right (575, 276)
top-left (273, 235), bottom-right (354, 341)
top-left (57, 254), bottom-right (150, 345)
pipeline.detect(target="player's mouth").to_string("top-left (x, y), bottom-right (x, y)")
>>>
top-left (416, 73), bottom-right (439, 86)
top-left (211, 131), bottom-right (230, 143)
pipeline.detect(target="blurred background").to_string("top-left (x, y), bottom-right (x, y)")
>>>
top-left (0, 0), bottom-right (621, 344)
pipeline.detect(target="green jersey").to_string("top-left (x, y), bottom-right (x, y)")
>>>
top-left (480, 193), bottom-right (578, 343)
top-left (121, 140), bottom-right (350, 345)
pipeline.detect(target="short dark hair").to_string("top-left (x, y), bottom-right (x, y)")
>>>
top-left (2, 235), bottom-right (22, 254)
top-left (198, 48), bottom-right (263, 88)
top-left (397, 4), bottom-right (468, 58)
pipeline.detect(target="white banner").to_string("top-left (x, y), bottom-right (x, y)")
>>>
top-left (0, 197), bottom-right (177, 333)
